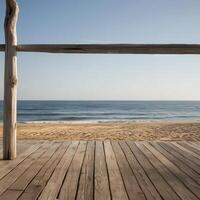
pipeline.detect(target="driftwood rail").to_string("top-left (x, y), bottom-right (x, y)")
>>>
top-left (1, 44), bottom-right (200, 54)
top-left (1, 0), bottom-right (200, 160)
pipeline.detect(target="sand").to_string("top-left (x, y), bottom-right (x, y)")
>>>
top-left (0, 121), bottom-right (200, 141)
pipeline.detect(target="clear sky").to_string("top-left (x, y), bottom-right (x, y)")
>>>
top-left (0, 0), bottom-right (200, 100)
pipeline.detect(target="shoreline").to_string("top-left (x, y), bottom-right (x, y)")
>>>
top-left (1, 121), bottom-right (200, 141)
top-left (1, 119), bottom-right (200, 124)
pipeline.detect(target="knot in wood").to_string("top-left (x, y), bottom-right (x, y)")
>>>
top-left (10, 76), bottom-right (17, 86)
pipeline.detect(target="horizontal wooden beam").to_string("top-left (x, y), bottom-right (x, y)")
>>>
top-left (0, 45), bottom-right (5, 51)
top-left (1, 44), bottom-right (200, 54)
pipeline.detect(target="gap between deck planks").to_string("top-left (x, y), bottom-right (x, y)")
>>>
top-left (0, 140), bottom-right (199, 200)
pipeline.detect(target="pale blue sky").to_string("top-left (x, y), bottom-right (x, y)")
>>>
top-left (0, 0), bottom-right (200, 100)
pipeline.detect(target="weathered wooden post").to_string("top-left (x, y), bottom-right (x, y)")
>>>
top-left (3, 0), bottom-right (19, 160)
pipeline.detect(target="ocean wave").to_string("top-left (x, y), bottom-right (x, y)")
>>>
top-left (1, 101), bottom-right (200, 123)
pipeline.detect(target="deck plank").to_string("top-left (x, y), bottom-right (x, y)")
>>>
top-left (151, 142), bottom-right (200, 185)
top-left (0, 190), bottom-right (22, 200)
top-left (18, 142), bottom-right (71, 200)
top-left (76, 141), bottom-right (95, 200)
top-left (170, 142), bottom-right (200, 166)
top-left (159, 142), bottom-right (200, 174)
top-left (178, 142), bottom-right (200, 155)
top-left (172, 142), bottom-right (200, 160)
top-left (138, 142), bottom-right (199, 200)
top-left (0, 140), bottom-right (40, 159)
top-left (94, 141), bottom-right (111, 200)
top-left (9, 142), bottom-right (61, 191)
top-left (119, 141), bottom-right (162, 200)
top-left (59, 141), bottom-right (87, 200)
top-left (189, 142), bottom-right (200, 150)
top-left (0, 142), bottom-right (51, 196)
top-left (147, 142), bottom-right (200, 195)
top-left (127, 141), bottom-right (181, 200)
top-left (0, 141), bottom-right (199, 200)
top-left (38, 141), bottom-right (79, 200)
top-left (111, 141), bottom-right (146, 200)
top-left (104, 141), bottom-right (129, 200)
top-left (0, 142), bottom-right (62, 200)
top-left (0, 142), bottom-right (43, 179)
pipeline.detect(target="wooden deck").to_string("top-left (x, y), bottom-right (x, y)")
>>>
top-left (0, 141), bottom-right (200, 200)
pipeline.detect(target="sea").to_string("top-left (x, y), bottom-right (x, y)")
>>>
top-left (0, 100), bottom-right (200, 123)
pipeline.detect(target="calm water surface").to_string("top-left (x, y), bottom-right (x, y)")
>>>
top-left (0, 101), bottom-right (200, 123)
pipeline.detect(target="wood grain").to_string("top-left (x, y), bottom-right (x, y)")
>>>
top-left (104, 141), bottom-right (129, 200)
top-left (76, 141), bottom-right (95, 200)
top-left (59, 141), bottom-right (87, 200)
top-left (18, 142), bottom-right (70, 200)
top-left (111, 141), bottom-right (146, 200)
top-left (3, 0), bottom-right (19, 160)
top-left (137, 142), bottom-right (199, 200)
top-left (119, 141), bottom-right (162, 200)
top-left (38, 141), bottom-right (78, 200)
top-left (1, 44), bottom-right (200, 54)
top-left (94, 141), bottom-right (111, 200)
top-left (127, 141), bottom-right (180, 200)
top-left (0, 141), bottom-right (199, 199)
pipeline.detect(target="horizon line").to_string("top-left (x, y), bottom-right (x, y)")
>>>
top-left (1, 99), bottom-right (200, 102)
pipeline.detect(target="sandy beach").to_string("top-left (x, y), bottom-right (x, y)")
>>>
top-left (0, 121), bottom-right (200, 141)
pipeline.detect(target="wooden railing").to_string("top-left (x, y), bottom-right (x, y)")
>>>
top-left (1, 44), bottom-right (200, 54)
top-left (1, 0), bottom-right (200, 159)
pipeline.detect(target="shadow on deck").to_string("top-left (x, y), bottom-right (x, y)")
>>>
top-left (0, 140), bottom-right (200, 200)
